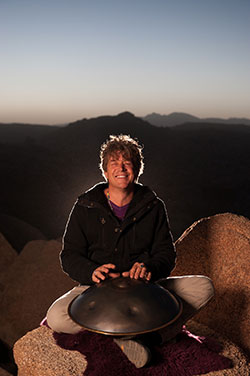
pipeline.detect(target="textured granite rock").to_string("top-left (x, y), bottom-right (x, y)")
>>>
top-left (0, 239), bottom-right (77, 346)
top-left (13, 326), bottom-right (87, 376)
top-left (185, 320), bottom-right (250, 376)
top-left (13, 321), bottom-right (249, 376)
top-left (173, 213), bottom-right (250, 357)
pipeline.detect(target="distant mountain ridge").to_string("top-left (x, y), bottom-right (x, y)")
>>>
top-left (143, 112), bottom-right (250, 127)
top-left (1, 111), bottom-right (250, 250)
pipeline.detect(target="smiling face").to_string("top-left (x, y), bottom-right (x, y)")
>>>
top-left (104, 152), bottom-right (135, 190)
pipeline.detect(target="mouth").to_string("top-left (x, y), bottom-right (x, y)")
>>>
top-left (115, 174), bottom-right (128, 178)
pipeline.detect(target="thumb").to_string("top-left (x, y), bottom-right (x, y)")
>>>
top-left (122, 271), bottom-right (129, 277)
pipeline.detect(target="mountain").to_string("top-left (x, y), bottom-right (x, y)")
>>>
top-left (143, 112), bottom-right (250, 127)
top-left (0, 123), bottom-right (64, 144)
top-left (143, 112), bottom-right (199, 127)
top-left (0, 112), bottom-right (250, 249)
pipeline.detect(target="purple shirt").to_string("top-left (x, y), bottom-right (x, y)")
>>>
top-left (109, 200), bottom-right (129, 221)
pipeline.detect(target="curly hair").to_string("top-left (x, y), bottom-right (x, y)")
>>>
top-left (99, 134), bottom-right (144, 182)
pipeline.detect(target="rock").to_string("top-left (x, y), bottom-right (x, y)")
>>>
top-left (0, 214), bottom-right (47, 253)
top-left (13, 326), bottom-right (87, 376)
top-left (0, 233), bottom-right (17, 291)
top-left (173, 213), bottom-right (250, 357)
top-left (0, 368), bottom-right (12, 376)
top-left (13, 321), bottom-right (249, 376)
top-left (0, 239), bottom-right (77, 346)
top-left (0, 337), bottom-right (17, 375)
top-left (185, 320), bottom-right (250, 376)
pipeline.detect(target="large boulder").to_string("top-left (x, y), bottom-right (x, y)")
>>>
top-left (0, 214), bottom-right (46, 253)
top-left (13, 327), bottom-right (87, 376)
top-left (0, 233), bottom-right (17, 291)
top-left (0, 368), bottom-right (12, 376)
top-left (0, 239), bottom-right (77, 346)
top-left (13, 321), bottom-right (250, 376)
top-left (173, 213), bottom-right (250, 356)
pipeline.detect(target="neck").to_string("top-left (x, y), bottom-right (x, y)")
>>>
top-left (105, 184), bottom-right (134, 207)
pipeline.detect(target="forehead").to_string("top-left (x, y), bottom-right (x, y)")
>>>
top-left (108, 151), bottom-right (131, 162)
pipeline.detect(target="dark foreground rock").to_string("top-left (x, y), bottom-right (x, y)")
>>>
top-left (0, 239), bottom-right (76, 346)
top-left (0, 214), bottom-right (47, 253)
top-left (0, 233), bottom-right (17, 291)
top-left (0, 368), bottom-right (12, 376)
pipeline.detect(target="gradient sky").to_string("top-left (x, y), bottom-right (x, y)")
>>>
top-left (1, 0), bottom-right (250, 124)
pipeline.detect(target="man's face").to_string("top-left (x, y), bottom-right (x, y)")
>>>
top-left (104, 152), bottom-right (135, 190)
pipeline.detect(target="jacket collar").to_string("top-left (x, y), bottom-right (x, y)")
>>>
top-left (78, 182), bottom-right (157, 218)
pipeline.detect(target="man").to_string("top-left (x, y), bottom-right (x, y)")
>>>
top-left (47, 134), bottom-right (214, 368)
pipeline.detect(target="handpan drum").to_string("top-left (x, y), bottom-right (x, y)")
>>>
top-left (69, 277), bottom-right (182, 336)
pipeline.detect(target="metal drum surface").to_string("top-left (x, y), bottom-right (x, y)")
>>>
top-left (69, 277), bottom-right (182, 336)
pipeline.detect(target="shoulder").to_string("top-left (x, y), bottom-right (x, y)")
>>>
top-left (135, 184), bottom-right (166, 206)
top-left (77, 182), bottom-right (108, 207)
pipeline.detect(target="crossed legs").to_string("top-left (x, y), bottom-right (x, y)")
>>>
top-left (46, 275), bottom-right (214, 340)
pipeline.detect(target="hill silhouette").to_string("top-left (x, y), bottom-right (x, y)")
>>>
top-left (143, 112), bottom-right (250, 127)
top-left (0, 123), bottom-right (61, 144)
top-left (0, 112), bottom-right (250, 250)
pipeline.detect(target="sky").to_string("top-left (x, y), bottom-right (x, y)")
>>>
top-left (1, 0), bottom-right (250, 124)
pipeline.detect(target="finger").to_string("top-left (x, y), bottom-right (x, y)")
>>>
top-left (122, 271), bottom-right (130, 277)
top-left (109, 273), bottom-right (120, 279)
top-left (139, 267), bottom-right (148, 279)
top-left (97, 267), bottom-right (110, 274)
top-left (134, 263), bottom-right (145, 279)
top-left (93, 270), bottom-right (107, 282)
top-left (102, 264), bottom-right (116, 269)
top-left (129, 262), bottom-right (140, 279)
top-left (134, 266), bottom-right (142, 280)
top-left (146, 272), bottom-right (151, 281)
top-left (92, 273), bottom-right (100, 283)
top-left (96, 271), bottom-right (107, 280)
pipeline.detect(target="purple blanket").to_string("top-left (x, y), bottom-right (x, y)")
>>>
top-left (53, 326), bottom-right (232, 376)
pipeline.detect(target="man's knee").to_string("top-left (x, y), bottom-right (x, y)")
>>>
top-left (46, 285), bottom-right (89, 334)
top-left (46, 298), bottom-right (70, 333)
top-left (194, 275), bottom-right (215, 306)
top-left (158, 275), bottom-right (215, 310)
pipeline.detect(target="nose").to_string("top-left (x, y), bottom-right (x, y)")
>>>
top-left (121, 162), bottom-right (126, 171)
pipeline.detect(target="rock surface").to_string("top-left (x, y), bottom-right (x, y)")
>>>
top-left (0, 239), bottom-right (77, 346)
top-left (0, 368), bottom-right (11, 376)
top-left (0, 214), bottom-right (47, 253)
top-left (185, 320), bottom-right (250, 376)
top-left (0, 368), bottom-right (12, 376)
top-left (13, 320), bottom-right (249, 376)
top-left (173, 213), bottom-right (250, 357)
top-left (0, 233), bottom-right (17, 291)
top-left (13, 326), bottom-right (87, 376)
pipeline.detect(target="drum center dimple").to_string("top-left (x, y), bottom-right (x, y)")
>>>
top-left (88, 301), bottom-right (96, 310)
top-left (127, 305), bottom-right (140, 316)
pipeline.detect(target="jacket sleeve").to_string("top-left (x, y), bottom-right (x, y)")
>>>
top-left (144, 200), bottom-right (176, 281)
top-left (60, 203), bottom-right (98, 285)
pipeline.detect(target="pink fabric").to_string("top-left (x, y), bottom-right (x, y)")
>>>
top-left (53, 326), bottom-right (232, 376)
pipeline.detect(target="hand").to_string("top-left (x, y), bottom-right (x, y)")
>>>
top-left (122, 262), bottom-right (151, 281)
top-left (92, 263), bottom-right (120, 283)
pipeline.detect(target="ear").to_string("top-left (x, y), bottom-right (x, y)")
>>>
top-left (104, 170), bottom-right (108, 181)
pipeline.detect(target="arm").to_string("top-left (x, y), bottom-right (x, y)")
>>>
top-left (143, 200), bottom-right (176, 281)
top-left (60, 203), bottom-right (99, 285)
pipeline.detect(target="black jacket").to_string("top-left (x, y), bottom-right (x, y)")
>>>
top-left (60, 182), bottom-right (176, 285)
